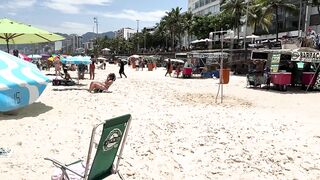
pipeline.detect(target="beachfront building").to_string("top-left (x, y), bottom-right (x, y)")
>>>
top-left (187, 0), bottom-right (309, 40)
top-left (308, 6), bottom-right (320, 34)
top-left (61, 34), bottom-right (83, 54)
top-left (188, 0), bottom-right (220, 16)
top-left (115, 28), bottom-right (136, 40)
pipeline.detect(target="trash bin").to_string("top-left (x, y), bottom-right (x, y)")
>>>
top-left (220, 69), bottom-right (230, 84)
top-left (147, 63), bottom-right (153, 71)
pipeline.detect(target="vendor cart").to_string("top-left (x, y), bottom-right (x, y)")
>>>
top-left (270, 72), bottom-right (292, 91)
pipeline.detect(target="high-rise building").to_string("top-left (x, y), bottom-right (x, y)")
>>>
top-left (188, 0), bottom-right (220, 16)
top-left (115, 28), bottom-right (136, 40)
top-left (188, 0), bottom-right (310, 39)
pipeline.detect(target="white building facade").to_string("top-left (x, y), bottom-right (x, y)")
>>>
top-left (115, 28), bottom-right (136, 40)
top-left (188, 0), bottom-right (220, 16)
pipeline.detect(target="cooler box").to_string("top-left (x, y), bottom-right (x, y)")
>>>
top-left (270, 72), bottom-right (291, 85)
top-left (183, 67), bottom-right (192, 75)
top-left (302, 72), bottom-right (316, 86)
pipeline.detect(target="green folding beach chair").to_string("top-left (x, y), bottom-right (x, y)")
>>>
top-left (45, 114), bottom-right (132, 180)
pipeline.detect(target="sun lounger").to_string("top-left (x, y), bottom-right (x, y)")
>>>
top-left (45, 114), bottom-right (132, 180)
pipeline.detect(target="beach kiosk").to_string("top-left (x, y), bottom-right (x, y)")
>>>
top-left (291, 47), bottom-right (320, 90)
top-left (250, 49), bottom-right (293, 90)
top-left (269, 52), bottom-right (292, 91)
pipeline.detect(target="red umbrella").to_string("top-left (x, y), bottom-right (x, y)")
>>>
top-left (18, 53), bottom-right (32, 62)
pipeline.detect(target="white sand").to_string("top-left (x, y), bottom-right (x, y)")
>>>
top-left (1, 64), bottom-right (320, 179)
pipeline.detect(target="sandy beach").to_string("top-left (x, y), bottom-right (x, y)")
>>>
top-left (1, 64), bottom-right (320, 179)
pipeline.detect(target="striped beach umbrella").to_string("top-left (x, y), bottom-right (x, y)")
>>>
top-left (60, 56), bottom-right (91, 65)
top-left (0, 50), bottom-right (49, 112)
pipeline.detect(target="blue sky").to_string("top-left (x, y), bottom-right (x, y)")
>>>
top-left (0, 0), bottom-right (187, 35)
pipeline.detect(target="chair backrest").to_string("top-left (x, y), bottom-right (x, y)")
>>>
top-left (87, 114), bottom-right (132, 180)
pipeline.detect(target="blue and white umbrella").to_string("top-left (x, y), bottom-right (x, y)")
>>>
top-left (60, 56), bottom-right (91, 65)
top-left (0, 50), bottom-right (49, 112)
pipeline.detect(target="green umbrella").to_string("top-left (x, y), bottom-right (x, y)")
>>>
top-left (0, 18), bottom-right (65, 53)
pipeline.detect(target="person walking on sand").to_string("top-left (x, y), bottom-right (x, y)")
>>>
top-left (89, 55), bottom-right (96, 80)
top-left (135, 58), bottom-right (139, 71)
top-left (53, 56), bottom-right (61, 77)
top-left (165, 59), bottom-right (172, 77)
top-left (119, 59), bottom-right (127, 78)
top-left (140, 58), bottom-right (145, 71)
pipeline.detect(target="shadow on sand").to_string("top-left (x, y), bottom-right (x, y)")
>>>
top-left (246, 85), bottom-right (320, 95)
top-left (0, 102), bottom-right (53, 120)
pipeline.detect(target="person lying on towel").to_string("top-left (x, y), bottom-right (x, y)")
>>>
top-left (88, 73), bottom-right (116, 93)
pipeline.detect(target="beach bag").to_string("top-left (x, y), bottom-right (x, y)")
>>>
top-left (52, 79), bottom-right (60, 86)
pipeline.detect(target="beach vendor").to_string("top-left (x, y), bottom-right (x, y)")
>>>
top-left (88, 73), bottom-right (116, 93)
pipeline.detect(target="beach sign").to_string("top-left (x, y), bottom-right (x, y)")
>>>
top-left (271, 53), bottom-right (281, 73)
top-left (0, 50), bottom-right (49, 112)
top-left (291, 51), bottom-right (320, 63)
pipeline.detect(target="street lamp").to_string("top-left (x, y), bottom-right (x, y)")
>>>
top-left (136, 20), bottom-right (140, 52)
top-left (93, 17), bottom-right (98, 36)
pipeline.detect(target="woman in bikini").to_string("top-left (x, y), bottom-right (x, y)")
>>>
top-left (88, 73), bottom-right (116, 93)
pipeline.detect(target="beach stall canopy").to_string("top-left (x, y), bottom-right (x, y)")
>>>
top-left (0, 18), bottom-right (65, 52)
top-left (164, 58), bottom-right (184, 63)
top-left (60, 56), bottom-right (91, 65)
top-left (0, 50), bottom-right (49, 112)
top-left (97, 57), bottom-right (107, 61)
top-left (102, 48), bottom-right (111, 51)
top-left (129, 54), bottom-right (140, 59)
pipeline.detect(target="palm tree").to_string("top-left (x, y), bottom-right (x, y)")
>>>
top-left (221, 0), bottom-right (246, 41)
top-left (248, 1), bottom-right (272, 34)
top-left (257, 0), bottom-right (297, 41)
top-left (162, 7), bottom-right (183, 51)
top-left (182, 11), bottom-right (193, 48)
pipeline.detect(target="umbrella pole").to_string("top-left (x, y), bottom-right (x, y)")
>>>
top-left (6, 40), bottom-right (9, 53)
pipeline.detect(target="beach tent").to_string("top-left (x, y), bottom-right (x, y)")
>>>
top-left (0, 50), bottom-right (49, 112)
top-left (0, 18), bottom-right (64, 52)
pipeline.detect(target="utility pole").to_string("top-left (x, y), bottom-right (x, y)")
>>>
top-left (298, 0), bottom-right (302, 37)
top-left (243, 0), bottom-right (250, 49)
top-left (136, 20), bottom-right (140, 52)
top-left (94, 17), bottom-right (98, 37)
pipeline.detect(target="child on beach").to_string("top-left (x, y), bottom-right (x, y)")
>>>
top-left (88, 73), bottom-right (116, 93)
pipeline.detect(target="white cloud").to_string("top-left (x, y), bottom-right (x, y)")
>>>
top-left (1, 0), bottom-right (37, 9)
top-left (36, 22), bottom-right (92, 35)
top-left (102, 9), bottom-right (166, 22)
top-left (43, 0), bottom-right (112, 14)
top-left (7, 12), bottom-right (17, 16)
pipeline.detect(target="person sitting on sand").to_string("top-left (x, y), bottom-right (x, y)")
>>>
top-left (88, 73), bottom-right (116, 93)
